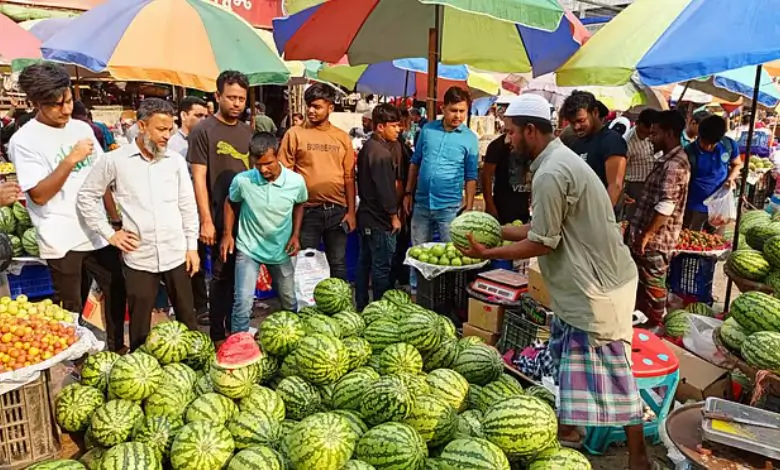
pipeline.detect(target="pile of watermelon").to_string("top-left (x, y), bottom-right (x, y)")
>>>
top-left (43, 278), bottom-right (591, 470)
top-left (718, 291), bottom-right (780, 374)
top-left (664, 302), bottom-right (715, 338)
top-left (0, 201), bottom-right (38, 257)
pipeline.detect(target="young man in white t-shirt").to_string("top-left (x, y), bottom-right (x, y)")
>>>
top-left (8, 63), bottom-right (127, 352)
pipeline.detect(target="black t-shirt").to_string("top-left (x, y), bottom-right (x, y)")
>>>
top-left (566, 126), bottom-right (627, 188)
top-left (187, 116), bottom-right (253, 231)
top-left (483, 135), bottom-right (531, 224)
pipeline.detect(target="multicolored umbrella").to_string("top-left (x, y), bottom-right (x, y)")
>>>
top-left (273, 0), bottom-right (588, 75)
top-left (41, 0), bottom-right (290, 91)
top-left (688, 66), bottom-right (780, 108)
top-left (0, 13), bottom-right (41, 64)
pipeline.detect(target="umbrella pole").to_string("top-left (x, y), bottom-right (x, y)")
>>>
top-left (426, 4), bottom-right (441, 120)
top-left (724, 64), bottom-right (763, 311)
top-left (74, 68), bottom-right (81, 101)
top-left (249, 87), bottom-right (257, 123)
top-left (403, 70), bottom-right (409, 108)
top-left (676, 80), bottom-right (690, 107)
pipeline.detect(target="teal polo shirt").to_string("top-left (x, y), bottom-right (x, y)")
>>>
top-left (229, 167), bottom-right (308, 264)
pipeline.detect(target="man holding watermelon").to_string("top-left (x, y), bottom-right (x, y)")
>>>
top-left (458, 95), bottom-right (649, 469)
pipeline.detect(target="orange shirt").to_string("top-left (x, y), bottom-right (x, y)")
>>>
top-left (279, 122), bottom-right (355, 207)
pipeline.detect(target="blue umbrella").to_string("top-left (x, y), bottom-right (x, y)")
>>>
top-left (688, 66), bottom-right (780, 108)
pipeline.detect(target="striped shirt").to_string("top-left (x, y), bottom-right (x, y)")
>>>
top-left (625, 127), bottom-right (656, 183)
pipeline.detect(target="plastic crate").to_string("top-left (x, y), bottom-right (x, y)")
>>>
top-left (416, 269), bottom-right (481, 325)
top-left (0, 372), bottom-right (60, 469)
top-left (8, 265), bottom-right (54, 299)
top-left (667, 253), bottom-right (716, 305)
top-left (497, 308), bottom-right (550, 355)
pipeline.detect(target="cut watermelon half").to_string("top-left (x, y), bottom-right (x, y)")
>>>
top-left (216, 332), bottom-right (263, 369)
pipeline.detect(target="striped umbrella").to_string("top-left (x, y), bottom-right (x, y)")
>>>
top-left (41, 0), bottom-right (290, 91)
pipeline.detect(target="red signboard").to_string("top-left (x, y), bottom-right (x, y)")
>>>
top-left (209, 0), bottom-right (283, 29)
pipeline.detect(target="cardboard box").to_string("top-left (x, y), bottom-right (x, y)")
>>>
top-left (468, 298), bottom-right (505, 333)
top-left (527, 264), bottom-right (551, 309)
top-left (462, 322), bottom-right (500, 346)
top-left (663, 340), bottom-right (731, 402)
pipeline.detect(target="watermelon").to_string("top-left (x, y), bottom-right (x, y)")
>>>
top-left (9, 234), bottom-right (22, 257)
top-left (298, 305), bottom-right (323, 317)
top-left (295, 333), bottom-right (349, 385)
top-left (747, 221), bottom-right (780, 251)
top-left (255, 355), bottom-right (281, 383)
top-left (527, 446), bottom-right (592, 469)
top-left (458, 336), bottom-right (485, 350)
top-left (664, 312), bottom-right (690, 338)
top-left (80, 351), bottom-right (120, 393)
top-left (304, 313), bottom-right (343, 337)
top-left (144, 321), bottom-right (191, 365)
top-left (98, 442), bottom-right (163, 470)
top-left (279, 353), bottom-right (299, 378)
top-left (379, 342), bottom-right (424, 375)
top-left (482, 396), bottom-right (557, 457)
top-left (26, 461), bottom-right (85, 470)
top-left (739, 210), bottom-right (771, 234)
top-left (163, 363), bottom-right (198, 392)
top-left (475, 378), bottom-right (525, 411)
top-left (193, 374), bottom-right (214, 396)
top-left (766, 270), bottom-right (780, 297)
top-left (764, 235), bottom-right (780, 268)
top-left (183, 330), bottom-right (214, 371)
top-left (451, 344), bottom-right (503, 386)
top-left (227, 409), bottom-right (280, 449)
top-left (367, 354), bottom-right (382, 373)
top-left (108, 352), bottom-right (163, 401)
top-left (422, 339), bottom-right (458, 372)
top-left (720, 317), bottom-right (748, 353)
top-left (361, 300), bottom-right (400, 325)
top-left (210, 360), bottom-right (259, 399)
top-left (257, 310), bottom-right (306, 355)
top-left (90, 399), bottom-right (144, 447)
top-left (314, 278), bottom-right (353, 314)
top-left (360, 375), bottom-right (414, 425)
top-left (664, 309), bottom-right (688, 324)
top-left (0, 206), bottom-right (16, 234)
top-left (79, 448), bottom-right (106, 470)
top-left (332, 409), bottom-right (370, 438)
top-left (216, 332), bottom-right (263, 368)
top-left (685, 302), bottom-right (714, 316)
top-left (12, 201), bottom-right (30, 228)
top-left (170, 421), bottom-right (235, 470)
top-left (227, 445), bottom-right (286, 470)
top-left (279, 419), bottom-right (299, 439)
top-left (525, 385), bottom-right (556, 409)
top-left (342, 336), bottom-right (373, 369)
top-left (334, 309), bottom-right (367, 337)
top-left (728, 250), bottom-right (770, 281)
top-left (398, 311), bottom-right (442, 352)
top-left (395, 372), bottom-right (430, 396)
top-left (456, 410), bottom-right (484, 438)
top-left (239, 384), bottom-right (286, 422)
top-left (55, 384), bottom-right (104, 432)
top-left (143, 384), bottom-right (193, 421)
top-left (382, 289), bottom-right (412, 307)
top-left (184, 392), bottom-right (238, 424)
top-left (363, 318), bottom-right (401, 351)
top-left (21, 227), bottom-right (38, 256)
top-left (344, 461), bottom-right (377, 470)
top-left (402, 394), bottom-right (457, 446)
top-left (283, 412), bottom-right (358, 470)
top-left (332, 368), bottom-right (380, 412)
top-left (467, 384), bottom-right (483, 410)
top-left (355, 422), bottom-right (428, 470)
top-left (439, 437), bottom-right (510, 470)
top-left (317, 382), bottom-right (336, 410)
top-left (730, 291), bottom-right (780, 334)
top-left (133, 415), bottom-right (181, 461)
top-left (426, 368), bottom-right (469, 412)
top-left (438, 316), bottom-right (458, 341)
top-left (742, 331), bottom-right (780, 372)
top-left (276, 376), bottom-right (322, 420)
top-left (450, 212), bottom-right (502, 250)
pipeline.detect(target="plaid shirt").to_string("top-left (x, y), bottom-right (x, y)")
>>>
top-left (629, 146), bottom-right (690, 254)
top-left (625, 127), bottom-right (656, 182)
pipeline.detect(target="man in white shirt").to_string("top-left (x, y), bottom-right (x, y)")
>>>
top-left (9, 63), bottom-right (127, 352)
top-left (78, 98), bottom-right (200, 350)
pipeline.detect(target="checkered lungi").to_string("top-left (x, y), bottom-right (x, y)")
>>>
top-left (548, 317), bottom-right (644, 427)
top-left (633, 250), bottom-right (670, 326)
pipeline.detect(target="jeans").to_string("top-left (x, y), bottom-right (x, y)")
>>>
top-left (208, 236), bottom-right (236, 342)
top-left (356, 228), bottom-right (397, 310)
top-left (390, 218), bottom-right (411, 287)
top-left (300, 204), bottom-right (348, 280)
top-left (410, 205), bottom-right (461, 246)
top-left (232, 250), bottom-right (296, 333)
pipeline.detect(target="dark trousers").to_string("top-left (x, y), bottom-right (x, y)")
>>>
top-left (208, 236), bottom-right (236, 342)
top-left (48, 246), bottom-right (126, 352)
top-left (683, 209), bottom-right (712, 232)
top-left (124, 263), bottom-right (196, 350)
top-left (623, 181), bottom-right (645, 222)
top-left (191, 241), bottom-right (208, 314)
top-left (300, 204), bottom-right (348, 280)
top-left (356, 228), bottom-right (397, 310)
top-left (390, 219), bottom-right (411, 287)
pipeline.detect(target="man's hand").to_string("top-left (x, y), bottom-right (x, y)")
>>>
top-left (342, 211), bottom-right (357, 232)
top-left (65, 139), bottom-right (94, 166)
top-left (185, 250), bottom-right (200, 277)
top-left (391, 216), bottom-right (402, 234)
top-left (286, 235), bottom-right (301, 257)
top-left (220, 234), bottom-right (234, 262)
top-left (485, 203), bottom-right (499, 219)
top-left (200, 220), bottom-right (217, 245)
top-left (0, 182), bottom-right (21, 206)
top-left (724, 177), bottom-right (738, 189)
top-left (403, 194), bottom-right (413, 216)
top-left (109, 230), bottom-right (140, 253)
top-left (456, 233), bottom-right (489, 259)
top-left (634, 232), bottom-right (651, 256)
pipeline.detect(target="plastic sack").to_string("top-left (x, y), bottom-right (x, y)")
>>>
top-left (256, 264), bottom-right (272, 292)
top-left (703, 186), bottom-right (737, 227)
top-left (682, 314), bottom-right (727, 367)
top-left (294, 249), bottom-right (330, 308)
top-left (403, 242), bottom-right (488, 281)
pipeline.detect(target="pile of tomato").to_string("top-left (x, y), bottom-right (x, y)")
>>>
top-left (676, 229), bottom-right (730, 252)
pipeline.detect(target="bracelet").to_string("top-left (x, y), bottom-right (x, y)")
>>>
top-left (110, 219), bottom-right (122, 228)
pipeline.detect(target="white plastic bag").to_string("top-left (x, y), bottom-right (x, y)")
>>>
top-left (703, 186), bottom-right (737, 227)
top-left (403, 242), bottom-right (489, 281)
top-left (682, 314), bottom-right (727, 367)
top-left (294, 249), bottom-right (330, 309)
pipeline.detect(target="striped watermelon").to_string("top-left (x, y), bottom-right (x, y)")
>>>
top-left (764, 235), bottom-right (780, 268)
top-left (108, 352), bottom-right (163, 401)
top-left (527, 446), bottom-right (592, 469)
top-left (525, 385), bottom-right (556, 410)
top-left (426, 368), bottom-right (469, 412)
top-left (355, 422), bottom-right (428, 470)
top-left (720, 317), bottom-right (748, 353)
top-left (170, 421), bottom-right (235, 470)
top-left (227, 445), bottom-right (286, 470)
top-left (334, 309), bottom-right (367, 337)
top-left (730, 291), bottom-right (780, 334)
top-left (361, 300), bottom-right (401, 325)
top-left (298, 305), bottom-right (323, 317)
top-left (664, 309), bottom-right (688, 324)
top-left (450, 212), bottom-right (503, 250)
top-left (367, 354), bottom-right (382, 373)
top-left (193, 374), bottom-right (214, 396)
top-left (26, 460), bottom-right (86, 470)
top-left (439, 437), bottom-right (510, 470)
top-left (304, 313), bottom-right (343, 337)
top-left (363, 318), bottom-right (401, 351)
top-left (210, 361), bottom-right (259, 399)
top-left (257, 311), bottom-right (306, 356)
top-left (360, 375), bottom-right (414, 426)
top-left (276, 376), bottom-right (322, 420)
top-left (79, 447), bottom-right (105, 470)
top-left (382, 289), bottom-right (412, 307)
top-left (295, 333), bottom-right (349, 385)
top-left (239, 384), bottom-right (286, 422)
top-left (90, 399), bottom-right (144, 447)
top-left (80, 351), bottom-right (120, 393)
top-left (332, 409), bottom-right (369, 438)
top-left (728, 250), bottom-right (770, 281)
top-left (184, 392), bottom-right (238, 425)
top-left (664, 313), bottom-right (690, 338)
top-left (342, 336), bottom-right (373, 370)
top-left (476, 378), bottom-right (525, 411)
top-left (344, 461), bottom-right (377, 470)
top-left (766, 270), bottom-right (780, 296)
top-left (279, 353), bottom-right (299, 378)
top-left (379, 342), bottom-right (424, 375)
top-left (467, 384), bottom-right (483, 410)
top-left (314, 278), bottom-right (354, 314)
top-left (685, 302), bottom-right (714, 316)
top-left (395, 372), bottom-right (430, 396)
top-left (398, 311), bottom-right (442, 352)
top-left (332, 368), bottom-right (380, 412)
top-left (451, 344), bottom-right (503, 386)
top-left (402, 394), bottom-right (457, 446)
top-left (163, 363), bottom-right (198, 392)
top-left (133, 415), bottom-right (181, 461)
top-left (55, 384), bottom-right (104, 432)
top-left (279, 419), bottom-right (298, 439)
top-left (458, 336), bottom-right (485, 350)
top-left (742, 331), bottom-right (780, 372)
top-left (99, 442), bottom-right (161, 470)
top-left (456, 410), bottom-right (484, 438)
top-left (482, 396), bottom-right (557, 457)
top-left (283, 412), bottom-right (358, 470)
top-left (145, 320), bottom-right (192, 365)
top-left (144, 384), bottom-right (194, 421)
top-left (318, 382), bottom-right (336, 410)
top-left (422, 339), bottom-right (458, 372)
top-left (183, 331), bottom-right (214, 371)
top-left (739, 210), bottom-right (771, 233)
top-left (438, 316), bottom-right (458, 341)
top-left (747, 221), bottom-right (780, 251)
top-left (227, 409), bottom-right (280, 449)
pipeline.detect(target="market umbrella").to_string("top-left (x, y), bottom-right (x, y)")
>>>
top-left (521, 73), bottom-right (663, 111)
top-left (686, 66), bottom-right (780, 109)
top-left (19, 17), bottom-right (73, 43)
top-left (41, 0), bottom-right (290, 91)
top-left (0, 13), bottom-right (41, 64)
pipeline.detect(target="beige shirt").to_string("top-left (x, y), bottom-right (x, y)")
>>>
top-left (528, 138), bottom-right (637, 345)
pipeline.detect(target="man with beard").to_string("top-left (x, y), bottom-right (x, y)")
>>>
top-left (188, 70), bottom-right (253, 342)
top-left (78, 98), bottom-right (199, 350)
top-left (458, 94), bottom-right (648, 470)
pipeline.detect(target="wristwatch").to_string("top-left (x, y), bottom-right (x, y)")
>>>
top-left (110, 219), bottom-right (122, 229)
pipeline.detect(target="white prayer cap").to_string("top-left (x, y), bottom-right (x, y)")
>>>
top-left (505, 94), bottom-right (552, 121)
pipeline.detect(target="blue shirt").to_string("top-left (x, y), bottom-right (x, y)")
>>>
top-left (411, 120), bottom-right (479, 210)
top-left (686, 138), bottom-right (738, 212)
top-left (229, 167), bottom-right (308, 265)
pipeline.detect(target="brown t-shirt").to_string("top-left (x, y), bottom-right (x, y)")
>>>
top-left (186, 116), bottom-right (252, 230)
top-left (278, 121), bottom-right (355, 206)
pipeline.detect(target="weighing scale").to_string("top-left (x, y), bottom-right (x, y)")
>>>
top-left (470, 269), bottom-right (528, 303)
